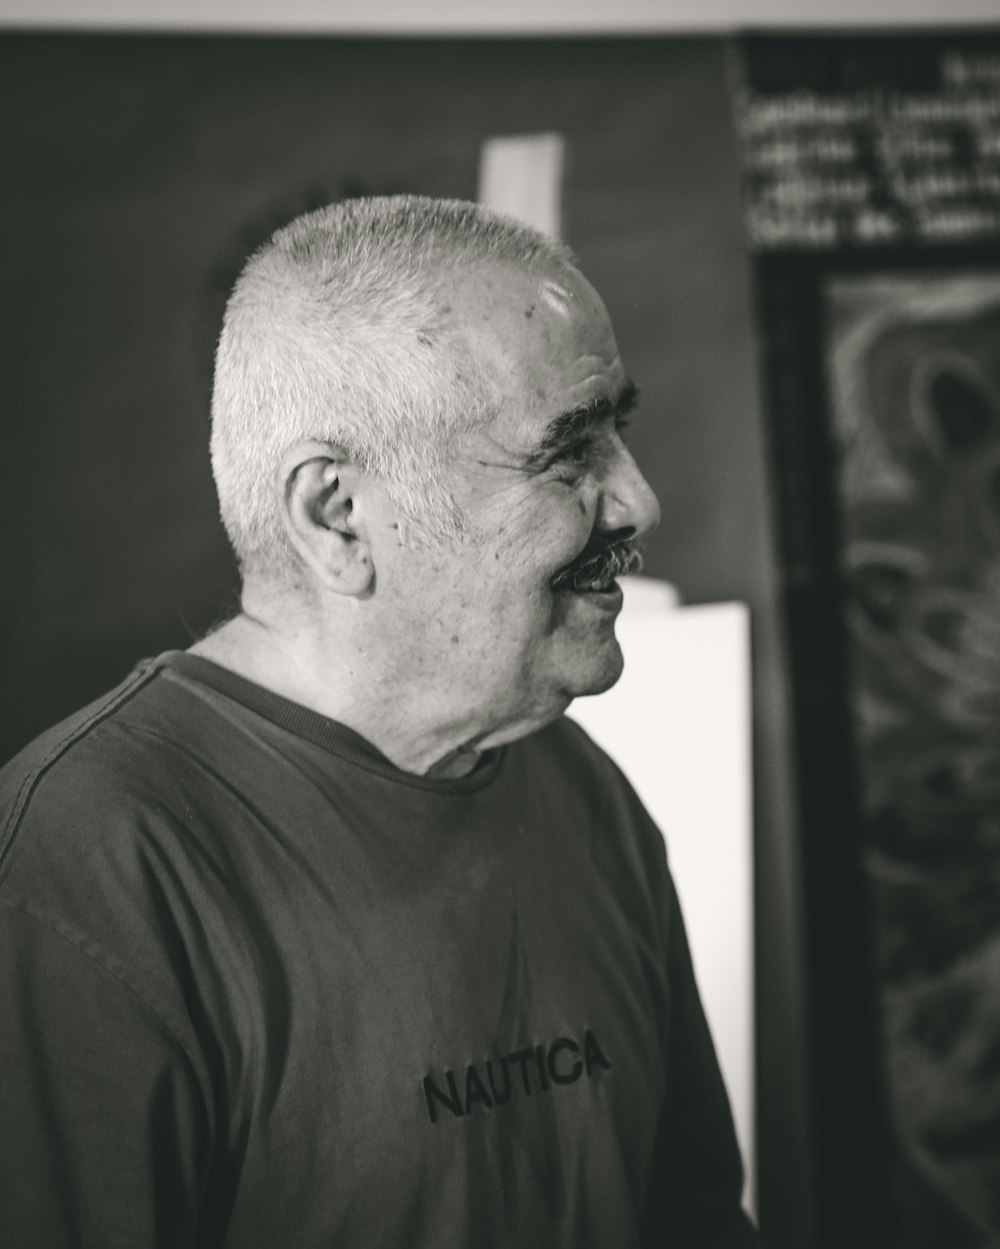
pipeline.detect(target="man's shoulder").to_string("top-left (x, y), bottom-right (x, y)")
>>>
top-left (0, 660), bottom-right (242, 1058)
top-left (2, 661), bottom-right (156, 809)
top-left (0, 658), bottom-right (207, 882)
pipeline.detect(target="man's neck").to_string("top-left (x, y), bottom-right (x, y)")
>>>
top-left (190, 611), bottom-right (490, 778)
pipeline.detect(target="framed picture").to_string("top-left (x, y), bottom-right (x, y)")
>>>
top-left (744, 29), bottom-right (1000, 1243)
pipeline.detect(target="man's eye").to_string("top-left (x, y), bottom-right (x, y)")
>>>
top-left (556, 438), bottom-right (594, 468)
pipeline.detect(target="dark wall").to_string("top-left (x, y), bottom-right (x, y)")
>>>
top-left (0, 33), bottom-right (810, 1245)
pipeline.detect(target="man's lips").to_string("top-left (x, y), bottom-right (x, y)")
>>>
top-left (550, 537), bottom-right (644, 595)
top-left (553, 581), bottom-right (624, 619)
top-left (555, 580), bottom-right (621, 596)
top-left (569, 582), bottom-right (624, 608)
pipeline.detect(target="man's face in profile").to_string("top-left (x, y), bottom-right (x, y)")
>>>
top-left (367, 258), bottom-right (660, 740)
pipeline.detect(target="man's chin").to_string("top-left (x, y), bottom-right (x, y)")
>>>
top-left (563, 637), bottom-right (625, 700)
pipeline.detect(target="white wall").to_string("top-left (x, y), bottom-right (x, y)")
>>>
top-left (0, 0), bottom-right (997, 30)
top-left (569, 581), bottom-right (757, 1214)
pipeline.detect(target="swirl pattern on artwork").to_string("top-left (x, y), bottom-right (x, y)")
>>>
top-left (827, 275), bottom-right (1000, 1245)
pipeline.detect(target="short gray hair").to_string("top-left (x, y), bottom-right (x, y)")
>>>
top-left (210, 194), bottom-right (574, 582)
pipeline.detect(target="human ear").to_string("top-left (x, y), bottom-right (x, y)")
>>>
top-left (279, 440), bottom-right (375, 597)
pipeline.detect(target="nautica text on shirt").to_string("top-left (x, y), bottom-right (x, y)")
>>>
top-left (423, 1030), bottom-right (611, 1124)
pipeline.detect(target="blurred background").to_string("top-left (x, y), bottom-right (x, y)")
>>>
top-left (2, 1), bottom-right (1000, 1245)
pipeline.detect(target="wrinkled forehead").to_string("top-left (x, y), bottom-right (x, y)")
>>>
top-left (441, 259), bottom-right (625, 414)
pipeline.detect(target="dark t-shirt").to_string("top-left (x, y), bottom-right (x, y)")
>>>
top-left (0, 652), bottom-right (757, 1248)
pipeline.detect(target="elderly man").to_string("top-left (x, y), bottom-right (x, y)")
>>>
top-left (0, 197), bottom-right (758, 1247)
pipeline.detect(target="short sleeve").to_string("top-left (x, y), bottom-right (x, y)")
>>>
top-left (0, 902), bottom-right (207, 1248)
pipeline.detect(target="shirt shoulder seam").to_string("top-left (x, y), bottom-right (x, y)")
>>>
top-left (0, 894), bottom-right (204, 1086)
top-left (0, 664), bottom-right (160, 869)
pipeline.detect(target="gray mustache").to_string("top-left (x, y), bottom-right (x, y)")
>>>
top-left (550, 539), bottom-right (644, 592)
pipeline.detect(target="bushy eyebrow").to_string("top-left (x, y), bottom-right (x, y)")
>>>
top-left (523, 378), bottom-right (639, 470)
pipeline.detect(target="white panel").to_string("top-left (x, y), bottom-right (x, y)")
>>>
top-left (478, 133), bottom-right (565, 239)
top-left (1, 0), bottom-right (998, 30)
top-left (568, 577), bottom-right (757, 1215)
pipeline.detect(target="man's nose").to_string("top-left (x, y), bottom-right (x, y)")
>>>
top-left (596, 444), bottom-right (661, 539)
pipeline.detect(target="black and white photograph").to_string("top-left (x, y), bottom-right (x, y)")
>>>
top-left (1, 2), bottom-right (999, 1247)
